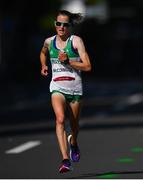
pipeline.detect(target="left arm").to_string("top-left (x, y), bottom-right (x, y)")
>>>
top-left (69, 36), bottom-right (92, 71)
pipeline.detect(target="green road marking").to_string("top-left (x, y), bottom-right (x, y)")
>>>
top-left (131, 147), bottom-right (143, 153)
top-left (96, 173), bottom-right (120, 179)
top-left (117, 157), bottom-right (134, 163)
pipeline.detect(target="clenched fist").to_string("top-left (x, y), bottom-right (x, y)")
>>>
top-left (41, 65), bottom-right (48, 76)
top-left (58, 50), bottom-right (69, 64)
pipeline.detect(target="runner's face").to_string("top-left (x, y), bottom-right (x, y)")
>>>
top-left (55, 15), bottom-right (70, 37)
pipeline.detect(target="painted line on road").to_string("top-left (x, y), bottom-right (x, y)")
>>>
top-left (5, 141), bottom-right (41, 154)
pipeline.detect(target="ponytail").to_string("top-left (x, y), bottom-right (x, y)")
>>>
top-left (57, 10), bottom-right (83, 26)
top-left (70, 12), bottom-right (83, 25)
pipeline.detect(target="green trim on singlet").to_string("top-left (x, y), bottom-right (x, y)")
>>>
top-left (51, 90), bottom-right (82, 103)
top-left (49, 35), bottom-right (80, 63)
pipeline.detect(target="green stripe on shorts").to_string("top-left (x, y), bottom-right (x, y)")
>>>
top-left (51, 90), bottom-right (82, 103)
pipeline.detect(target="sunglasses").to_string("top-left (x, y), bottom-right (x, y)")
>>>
top-left (55, 21), bottom-right (70, 27)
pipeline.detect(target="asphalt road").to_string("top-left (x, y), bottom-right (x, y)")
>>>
top-left (1, 80), bottom-right (143, 178)
top-left (1, 114), bottom-right (143, 179)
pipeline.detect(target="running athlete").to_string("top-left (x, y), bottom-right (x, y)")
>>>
top-left (40, 10), bottom-right (91, 173)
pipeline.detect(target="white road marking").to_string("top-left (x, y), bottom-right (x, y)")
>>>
top-left (5, 141), bottom-right (41, 154)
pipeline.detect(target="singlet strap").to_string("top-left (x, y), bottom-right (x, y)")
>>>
top-left (68, 35), bottom-right (78, 55)
top-left (69, 35), bottom-right (74, 41)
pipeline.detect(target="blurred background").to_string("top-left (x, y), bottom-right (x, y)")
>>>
top-left (0, 0), bottom-right (143, 134)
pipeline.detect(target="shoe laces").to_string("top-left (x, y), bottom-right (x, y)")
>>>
top-left (62, 159), bottom-right (71, 166)
top-left (71, 144), bottom-right (79, 153)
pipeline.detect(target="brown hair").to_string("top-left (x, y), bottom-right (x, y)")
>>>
top-left (56, 10), bottom-right (83, 26)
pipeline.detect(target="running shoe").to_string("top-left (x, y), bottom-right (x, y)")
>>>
top-left (59, 159), bottom-right (73, 173)
top-left (68, 134), bottom-right (80, 162)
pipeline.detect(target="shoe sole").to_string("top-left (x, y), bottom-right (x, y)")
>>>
top-left (68, 134), bottom-right (72, 145)
top-left (67, 134), bottom-right (73, 161)
top-left (59, 165), bottom-right (73, 173)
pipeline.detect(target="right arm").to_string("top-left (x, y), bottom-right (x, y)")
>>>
top-left (40, 46), bottom-right (48, 76)
top-left (40, 38), bottom-right (51, 76)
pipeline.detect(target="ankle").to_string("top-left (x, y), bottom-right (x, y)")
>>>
top-left (71, 142), bottom-right (78, 146)
top-left (63, 158), bottom-right (70, 161)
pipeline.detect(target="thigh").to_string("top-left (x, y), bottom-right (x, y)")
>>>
top-left (69, 101), bottom-right (82, 120)
top-left (51, 93), bottom-right (66, 117)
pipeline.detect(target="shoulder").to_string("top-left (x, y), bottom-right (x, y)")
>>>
top-left (72, 35), bottom-right (83, 42)
top-left (72, 35), bottom-right (85, 49)
top-left (44, 35), bottom-right (56, 48)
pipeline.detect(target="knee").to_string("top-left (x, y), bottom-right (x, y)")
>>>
top-left (56, 115), bottom-right (65, 125)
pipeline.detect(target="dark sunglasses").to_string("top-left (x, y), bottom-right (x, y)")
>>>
top-left (55, 21), bottom-right (70, 27)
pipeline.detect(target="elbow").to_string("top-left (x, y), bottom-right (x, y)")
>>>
top-left (85, 65), bottom-right (92, 72)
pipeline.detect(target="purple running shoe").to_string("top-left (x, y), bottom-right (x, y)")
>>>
top-left (59, 159), bottom-right (73, 173)
top-left (68, 134), bottom-right (80, 162)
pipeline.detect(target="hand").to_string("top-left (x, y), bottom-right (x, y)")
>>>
top-left (58, 51), bottom-right (69, 63)
top-left (41, 65), bottom-right (48, 76)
